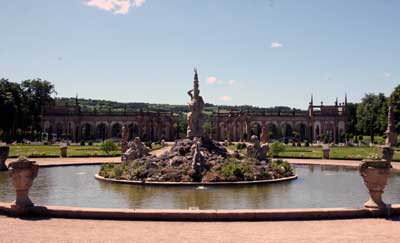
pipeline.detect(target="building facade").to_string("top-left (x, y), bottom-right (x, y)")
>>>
top-left (41, 105), bottom-right (179, 142)
top-left (42, 97), bottom-right (348, 143)
top-left (210, 98), bottom-right (348, 143)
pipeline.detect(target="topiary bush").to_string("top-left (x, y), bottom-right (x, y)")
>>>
top-left (100, 139), bottom-right (118, 154)
top-left (270, 141), bottom-right (285, 158)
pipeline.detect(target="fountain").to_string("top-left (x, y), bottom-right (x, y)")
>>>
top-left (98, 69), bottom-right (295, 184)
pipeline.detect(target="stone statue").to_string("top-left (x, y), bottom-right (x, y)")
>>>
top-left (247, 135), bottom-right (269, 161)
top-left (187, 68), bottom-right (205, 138)
top-left (260, 126), bottom-right (269, 144)
top-left (192, 137), bottom-right (205, 172)
top-left (121, 125), bottom-right (129, 153)
top-left (385, 105), bottom-right (398, 146)
top-left (121, 137), bottom-right (150, 164)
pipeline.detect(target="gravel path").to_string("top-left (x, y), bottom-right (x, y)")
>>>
top-left (1, 216), bottom-right (399, 243)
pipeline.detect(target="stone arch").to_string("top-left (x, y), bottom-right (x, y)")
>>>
top-left (280, 123), bottom-right (293, 143)
top-left (128, 122), bottom-right (140, 140)
top-left (338, 121), bottom-right (345, 141)
top-left (96, 123), bottom-right (108, 141)
top-left (81, 123), bottom-right (93, 140)
top-left (219, 122), bottom-right (227, 141)
top-left (295, 122), bottom-right (308, 142)
top-left (267, 123), bottom-right (279, 140)
top-left (249, 121), bottom-right (262, 138)
top-left (55, 122), bottom-right (64, 140)
top-left (67, 121), bottom-right (75, 140)
top-left (314, 121), bottom-right (322, 141)
top-left (111, 122), bottom-right (123, 138)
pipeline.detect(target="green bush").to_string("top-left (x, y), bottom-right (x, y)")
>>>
top-left (144, 141), bottom-right (152, 149)
top-left (80, 140), bottom-right (86, 146)
top-left (100, 139), bottom-right (118, 154)
top-left (236, 143), bottom-right (247, 150)
top-left (221, 159), bottom-right (251, 180)
top-left (270, 159), bottom-right (292, 174)
top-left (270, 141), bottom-right (285, 157)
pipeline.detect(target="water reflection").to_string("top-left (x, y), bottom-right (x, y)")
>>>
top-left (0, 165), bottom-right (399, 209)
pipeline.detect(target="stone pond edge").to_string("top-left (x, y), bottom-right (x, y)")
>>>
top-left (1, 202), bottom-right (399, 221)
top-left (94, 174), bottom-right (298, 186)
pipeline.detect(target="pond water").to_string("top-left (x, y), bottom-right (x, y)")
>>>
top-left (0, 165), bottom-right (399, 210)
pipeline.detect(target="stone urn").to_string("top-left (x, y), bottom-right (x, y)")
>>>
top-left (322, 144), bottom-right (330, 159)
top-left (8, 157), bottom-right (39, 209)
top-left (60, 142), bottom-right (68, 157)
top-left (0, 146), bottom-right (10, 171)
top-left (359, 159), bottom-right (392, 208)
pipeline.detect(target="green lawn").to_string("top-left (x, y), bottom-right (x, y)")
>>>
top-left (228, 143), bottom-right (400, 161)
top-left (9, 143), bottom-right (164, 158)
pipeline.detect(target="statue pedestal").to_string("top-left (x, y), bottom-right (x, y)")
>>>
top-left (60, 143), bottom-right (68, 158)
top-left (322, 144), bottom-right (330, 159)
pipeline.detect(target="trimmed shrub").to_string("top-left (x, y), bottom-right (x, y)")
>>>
top-left (100, 139), bottom-right (118, 154)
top-left (270, 141), bottom-right (285, 157)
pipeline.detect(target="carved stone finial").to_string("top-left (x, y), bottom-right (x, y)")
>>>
top-left (385, 105), bottom-right (397, 146)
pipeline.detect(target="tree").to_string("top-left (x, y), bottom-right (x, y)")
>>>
top-left (21, 79), bottom-right (56, 138)
top-left (356, 93), bottom-right (388, 143)
top-left (0, 79), bottom-right (29, 142)
top-left (390, 84), bottom-right (400, 132)
top-left (346, 102), bottom-right (358, 136)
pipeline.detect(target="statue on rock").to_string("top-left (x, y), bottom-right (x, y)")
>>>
top-left (187, 68), bottom-right (205, 138)
top-left (121, 125), bottom-right (129, 153)
top-left (121, 137), bottom-right (150, 164)
top-left (260, 126), bottom-right (269, 144)
top-left (247, 135), bottom-right (269, 161)
top-left (192, 137), bottom-right (206, 172)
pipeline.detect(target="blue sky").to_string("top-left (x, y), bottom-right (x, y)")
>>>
top-left (0, 0), bottom-right (398, 109)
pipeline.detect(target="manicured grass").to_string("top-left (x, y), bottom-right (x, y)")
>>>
top-left (279, 146), bottom-right (387, 160)
top-left (8, 143), bottom-right (165, 158)
top-left (9, 145), bottom-right (121, 157)
top-left (228, 143), bottom-right (400, 161)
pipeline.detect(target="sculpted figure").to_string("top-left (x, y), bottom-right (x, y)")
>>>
top-left (121, 125), bottom-right (129, 153)
top-left (260, 126), bottom-right (269, 144)
top-left (247, 135), bottom-right (268, 161)
top-left (121, 137), bottom-right (150, 164)
top-left (187, 68), bottom-right (205, 138)
top-left (192, 137), bottom-right (205, 172)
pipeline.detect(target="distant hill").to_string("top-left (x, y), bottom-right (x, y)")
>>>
top-left (55, 97), bottom-right (305, 114)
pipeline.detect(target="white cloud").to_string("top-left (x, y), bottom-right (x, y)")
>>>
top-left (86, 0), bottom-right (145, 15)
top-left (228, 80), bottom-right (236, 85)
top-left (220, 95), bottom-right (232, 102)
top-left (384, 72), bottom-right (392, 78)
top-left (271, 41), bottom-right (283, 48)
top-left (207, 76), bottom-right (218, 84)
top-left (134, 0), bottom-right (146, 7)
